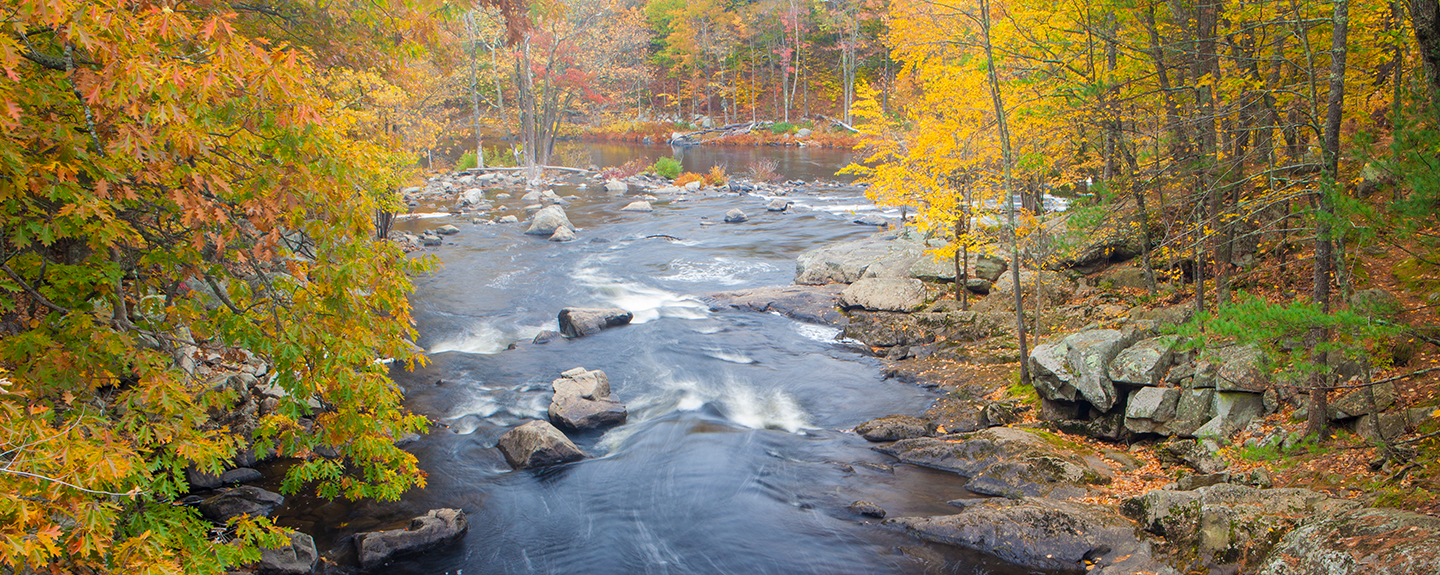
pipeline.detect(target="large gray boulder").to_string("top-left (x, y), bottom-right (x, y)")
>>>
top-left (887, 497), bottom-right (1174, 574)
top-left (838, 278), bottom-right (927, 312)
top-left (356, 508), bottom-right (469, 569)
top-left (1192, 391), bottom-right (1265, 439)
top-left (1122, 484), bottom-right (1359, 570)
top-left (1206, 345), bottom-right (1271, 393)
top-left (1125, 387), bottom-right (1181, 434)
top-left (973, 254), bottom-right (1008, 282)
top-left (255, 532), bottom-right (318, 575)
top-left (548, 367), bottom-right (627, 431)
top-left (524, 205), bottom-right (575, 236)
top-left (1109, 336), bottom-right (1179, 386)
top-left (620, 201), bottom-right (653, 212)
top-left (794, 234), bottom-right (923, 285)
top-left (1030, 329), bottom-right (1134, 412)
top-left (723, 209), bottom-right (748, 223)
top-left (604, 180), bottom-right (629, 193)
top-left (557, 307), bottom-right (633, 338)
top-left (496, 420), bottom-right (585, 469)
top-left (989, 270), bottom-right (1074, 306)
top-left (199, 486), bottom-right (284, 524)
top-left (1256, 506), bottom-right (1440, 575)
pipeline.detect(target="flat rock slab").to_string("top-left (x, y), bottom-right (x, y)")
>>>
top-left (704, 284), bottom-right (847, 326)
top-left (839, 278), bottom-right (927, 312)
top-left (496, 420), bottom-right (585, 469)
top-left (356, 508), bottom-right (469, 569)
top-left (794, 232), bottom-right (923, 285)
top-left (885, 497), bottom-right (1167, 574)
top-left (1257, 506), bottom-right (1440, 575)
top-left (855, 415), bottom-right (934, 442)
top-left (876, 427), bottom-right (1109, 498)
top-left (558, 307), bottom-right (633, 338)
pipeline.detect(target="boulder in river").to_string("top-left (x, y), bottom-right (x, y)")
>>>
top-left (620, 201), bottom-right (653, 212)
top-left (766, 199), bottom-right (791, 212)
top-left (604, 180), bottom-right (629, 193)
top-left (723, 209), bottom-right (748, 223)
top-left (885, 497), bottom-right (1170, 574)
top-left (854, 415), bottom-right (934, 442)
top-left (794, 232), bottom-right (924, 285)
top-left (853, 214), bottom-right (887, 226)
top-left (255, 531), bottom-right (318, 575)
top-left (498, 215), bottom-right (519, 224)
top-left (549, 227), bottom-right (577, 242)
top-left (558, 307), bottom-right (633, 338)
top-left (356, 508), bottom-right (469, 569)
top-left (838, 278), bottom-right (927, 312)
top-left (199, 486), bottom-right (284, 523)
top-left (548, 367), bottom-right (627, 431)
top-left (524, 205), bottom-right (574, 236)
top-left (704, 284), bottom-right (847, 326)
top-left (496, 420), bottom-right (586, 469)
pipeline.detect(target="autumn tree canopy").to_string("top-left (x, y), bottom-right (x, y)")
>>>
top-left (0, 0), bottom-right (533, 572)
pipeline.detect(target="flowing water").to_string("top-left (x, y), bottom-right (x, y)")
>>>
top-left (274, 144), bottom-right (1024, 575)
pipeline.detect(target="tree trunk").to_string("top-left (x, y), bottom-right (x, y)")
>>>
top-left (980, 0), bottom-right (1030, 385)
top-left (1411, 0), bottom-right (1440, 109)
top-left (1307, 0), bottom-right (1349, 440)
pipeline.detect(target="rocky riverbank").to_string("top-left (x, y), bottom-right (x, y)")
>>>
top-left (708, 226), bottom-right (1440, 575)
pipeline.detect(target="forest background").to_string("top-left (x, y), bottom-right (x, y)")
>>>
top-left (2, 0), bottom-right (1439, 572)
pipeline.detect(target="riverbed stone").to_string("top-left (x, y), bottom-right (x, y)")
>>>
top-left (1125, 387), bottom-right (1181, 434)
top-left (1256, 506), bottom-right (1440, 575)
top-left (548, 368), bottom-right (627, 431)
top-left (620, 201), bottom-right (653, 212)
top-left (848, 501), bottom-right (886, 518)
top-left (199, 486), bottom-right (284, 523)
top-left (255, 532), bottom-right (317, 575)
top-left (876, 427), bottom-right (1109, 498)
top-left (524, 205), bottom-right (574, 236)
top-left (436, 224), bottom-right (460, 235)
top-left (838, 278), bottom-right (927, 312)
top-left (1109, 336), bottom-right (1179, 386)
top-left (521, 190), bottom-right (542, 203)
top-left (723, 209), bottom-right (748, 223)
top-left (886, 497), bottom-right (1169, 574)
top-left (767, 199), bottom-right (790, 212)
top-left (356, 508), bottom-right (469, 569)
top-left (854, 415), bottom-right (934, 442)
top-left (704, 284), bottom-right (847, 326)
top-left (498, 215), bottom-right (519, 224)
top-left (853, 214), bottom-right (887, 226)
top-left (557, 307), bottom-right (633, 338)
top-left (496, 420), bottom-right (585, 469)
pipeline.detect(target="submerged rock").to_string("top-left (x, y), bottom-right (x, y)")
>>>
top-left (557, 307), bottom-right (633, 338)
top-left (356, 508), bottom-right (469, 569)
top-left (496, 420), bottom-right (585, 470)
top-left (724, 208), bottom-right (748, 223)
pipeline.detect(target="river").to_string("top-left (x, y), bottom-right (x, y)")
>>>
top-left (275, 143), bottom-right (1025, 574)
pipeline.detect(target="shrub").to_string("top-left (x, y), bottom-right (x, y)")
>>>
top-left (747, 158), bottom-right (779, 182)
top-left (769, 121), bottom-right (795, 134)
top-left (652, 156), bottom-right (682, 179)
top-left (456, 150), bottom-right (478, 171)
top-left (704, 165), bottom-right (728, 186)
top-left (600, 158), bottom-right (648, 180)
top-left (674, 172), bottom-right (705, 187)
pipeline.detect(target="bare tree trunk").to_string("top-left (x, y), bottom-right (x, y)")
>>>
top-left (1307, 0), bottom-right (1349, 440)
top-left (1411, 0), bottom-right (1440, 109)
top-left (980, 0), bottom-right (1030, 384)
